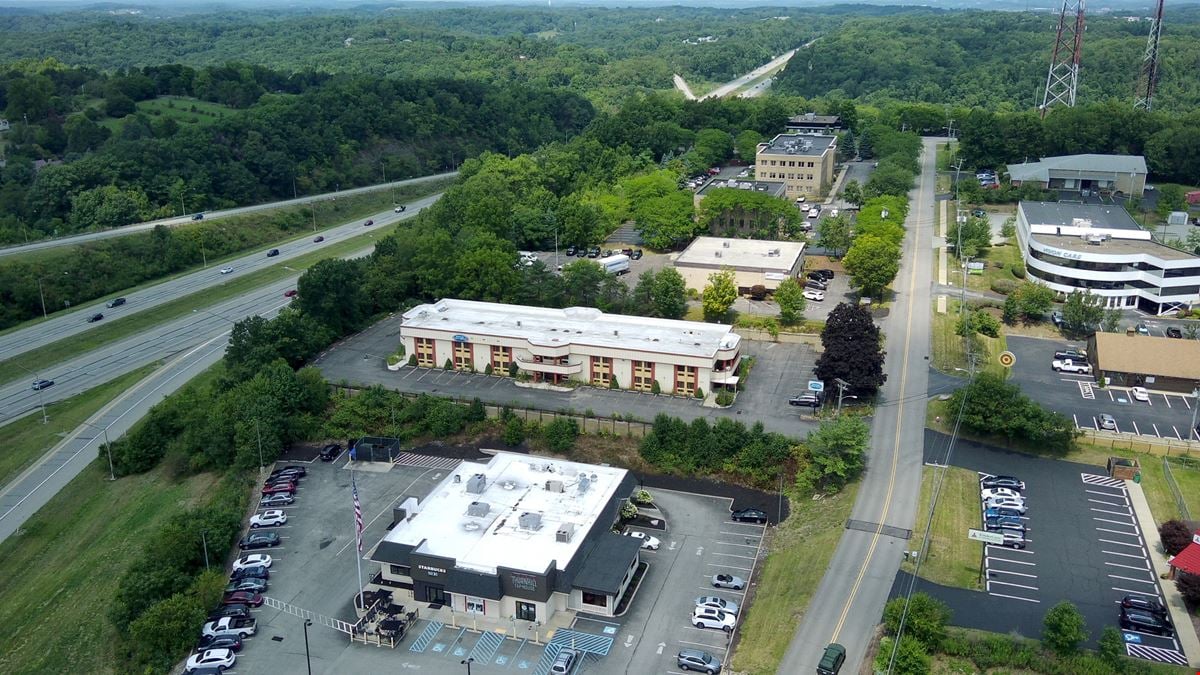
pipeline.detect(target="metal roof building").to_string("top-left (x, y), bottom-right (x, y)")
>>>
top-left (1006, 154), bottom-right (1148, 197)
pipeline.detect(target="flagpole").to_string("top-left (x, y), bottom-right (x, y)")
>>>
top-left (353, 469), bottom-right (365, 613)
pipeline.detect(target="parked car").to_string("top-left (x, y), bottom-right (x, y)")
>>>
top-left (817, 643), bottom-right (846, 675)
top-left (550, 648), bottom-right (580, 674)
top-left (249, 510), bottom-right (287, 528)
top-left (266, 249), bottom-right (280, 257)
top-left (631, 249), bottom-right (644, 260)
top-left (789, 393), bottom-right (822, 408)
top-left (807, 208), bottom-right (819, 219)
top-left (980, 487), bottom-right (1022, 501)
top-left (695, 596), bottom-right (739, 616)
top-left (264, 474), bottom-right (299, 486)
top-left (802, 289), bottom-right (825, 302)
top-left (731, 508), bottom-right (768, 523)
top-left (238, 532), bottom-right (280, 550)
top-left (1051, 359), bottom-right (1092, 374)
top-left (283, 289), bottom-right (298, 298)
top-left (1166, 326), bottom-right (1183, 338)
top-left (221, 591), bottom-right (264, 607)
top-left (625, 531), bottom-right (660, 550)
top-left (971, 208), bottom-right (986, 217)
top-left (233, 554), bottom-right (273, 571)
top-left (313, 235), bottom-right (324, 243)
top-left (106, 297), bottom-right (127, 308)
top-left (1098, 413), bottom-right (1118, 431)
top-left (587, 246), bottom-right (601, 258)
top-left (196, 634), bottom-right (243, 652)
top-left (261, 482), bottom-right (296, 495)
top-left (31, 379), bottom-right (55, 391)
top-left (185, 648), bottom-right (235, 673)
top-left (208, 604), bottom-right (252, 621)
top-left (711, 574), bottom-right (745, 590)
top-left (1135, 323), bottom-right (1150, 335)
top-left (319, 443), bottom-right (343, 461)
top-left (620, 248), bottom-right (634, 256)
top-left (219, 267), bottom-right (234, 274)
top-left (565, 245), bottom-right (577, 256)
top-left (363, 219), bottom-right (374, 227)
top-left (992, 528), bottom-right (1028, 549)
top-left (691, 607), bottom-right (736, 632)
top-left (1130, 387), bottom-right (1150, 402)
top-left (979, 475), bottom-right (1025, 491)
top-left (984, 516), bottom-right (1025, 531)
top-left (1051, 311), bottom-right (1064, 327)
top-left (795, 195), bottom-right (806, 204)
top-left (1054, 348), bottom-right (1087, 360)
top-left (1120, 607), bottom-right (1173, 636)
top-left (1121, 594), bottom-right (1168, 618)
top-left (229, 565), bottom-right (269, 581)
top-left (225, 578), bottom-right (267, 593)
top-left (805, 281), bottom-right (827, 293)
top-left (260, 493), bottom-right (294, 507)
top-left (806, 272), bottom-right (827, 283)
top-left (677, 648), bottom-right (722, 673)
top-left (984, 506), bottom-right (1024, 519)
top-left (984, 496), bottom-right (1027, 514)
top-left (271, 465), bottom-right (307, 477)
top-left (87, 313), bottom-right (104, 323)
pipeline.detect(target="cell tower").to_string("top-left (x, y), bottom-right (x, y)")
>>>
top-left (1133, 0), bottom-right (1165, 111)
top-left (1039, 0), bottom-right (1086, 118)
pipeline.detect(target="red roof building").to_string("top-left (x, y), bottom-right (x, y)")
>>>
top-left (1168, 531), bottom-right (1200, 577)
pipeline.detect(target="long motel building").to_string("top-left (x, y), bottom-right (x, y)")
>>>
top-left (399, 299), bottom-right (745, 394)
top-left (367, 452), bottom-right (640, 622)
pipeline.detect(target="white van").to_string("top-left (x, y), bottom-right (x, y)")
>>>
top-left (807, 208), bottom-right (819, 219)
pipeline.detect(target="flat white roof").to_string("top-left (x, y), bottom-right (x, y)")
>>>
top-left (382, 451), bottom-right (628, 575)
top-left (676, 236), bottom-right (805, 272)
top-left (402, 299), bottom-right (740, 359)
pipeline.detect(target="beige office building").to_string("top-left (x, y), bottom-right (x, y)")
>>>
top-left (755, 133), bottom-right (837, 199)
top-left (674, 236), bottom-right (805, 293)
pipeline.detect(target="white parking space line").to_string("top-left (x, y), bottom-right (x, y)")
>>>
top-left (1107, 389), bottom-right (1115, 401)
top-left (713, 541), bottom-right (760, 550)
top-left (1085, 488), bottom-right (1126, 497)
top-left (1108, 574), bottom-right (1156, 584)
top-left (986, 544), bottom-right (1035, 555)
top-left (1104, 550), bottom-right (1150, 560)
top-left (721, 522), bottom-right (766, 529)
top-left (1172, 426), bottom-right (1183, 440)
top-left (1183, 396), bottom-right (1192, 410)
top-left (1099, 538), bottom-right (1144, 548)
top-left (1114, 420), bottom-right (1122, 433)
top-left (1105, 561), bottom-right (1149, 571)
top-left (1163, 395), bottom-right (1172, 408)
top-left (1132, 420), bottom-right (1141, 435)
top-left (1095, 527), bottom-right (1139, 537)
top-left (1073, 413), bottom-right (1081, 429)
top-left (719, 530), bottom-right (762, 537)
top-left (1152, 423), bottom-right (1162, 437)
top-left (678, 639), bottom-right (727, 652)
top-left (705, 563), bottom-right (752, 571)
top-left (987, 591), bottom-right (1040, 603)
top-left (987, 568), bottom-right (1037, 579)
top-left (1088, 498), bottom-right (1127, 507)
top-left (987, 556), bottom-right (1036, 566)
top-left (1113, 586), bottom-right (1158, 595)
top-left (1091, 507), bottom-right (1133, 516)
top-left (711, 552), bottom-right (757, 560)
top-left (1094, 517), bottom-right (1134, 525)
top-left (988, 579), bottom-right (1038, 591)
top-left (698, 586), bottom-right (746, 597)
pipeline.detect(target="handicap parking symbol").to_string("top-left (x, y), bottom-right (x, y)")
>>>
top-left (1122, 632), bottom-right (1142, 644)
top-left (454, 646), bottom-right (466, 657)
top-left (432, 643), bottom-right (446, 653)
top-left (518, 660), bottom-right (531, 669)
top-left (495, 655), bottom-right (509, 666)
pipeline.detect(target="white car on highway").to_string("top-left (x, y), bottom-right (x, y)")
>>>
top-left (803, 288), bottom-right (825, 301)
top-left (219, 267), bottom-right (234, 274)
top-left (625, 531), bottom-right (660, 550)
top-left (250, 510), bottom-right (288, 528)
top-left (1130, 387), bottom-right (1150, 402)
top-left (233, 554), bottom-right (272, 571)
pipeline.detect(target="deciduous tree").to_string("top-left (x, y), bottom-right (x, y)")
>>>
top-left (1042, 601), bottom-right (1087, 656)
top-left (702, 268), bottom-right (737, 321)
top-left (843, 235), bottom-right (900, 299)
top-left (774, 277), bottom-right (806, 325)
top-left (1061, 290), bottom-right (1104, 335)
top-left (814, 303), bottom-right (885, 397)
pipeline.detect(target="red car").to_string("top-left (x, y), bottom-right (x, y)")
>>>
top-left (222, 591), bottom-right (264, 607)
top-left (261, 482), bottom-right (296, 495)
top-left (283, 290), bottom-right (298, 298)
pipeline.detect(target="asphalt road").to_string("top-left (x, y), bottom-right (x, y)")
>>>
top-left (779, 137), bottom-right (940, 673)
top-left (0, 171), bottom-right (456, 258)
top-left (0, 192), bottom-right (442, 368)
top-left (701, 47), bottom-right (798, 101)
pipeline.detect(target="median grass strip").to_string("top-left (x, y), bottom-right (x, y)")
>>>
top-left (0, 363), bottom-right (158, 487)
top-left (0, 460), bottom-right (219, 674)
top-left (732, 482), bottom-right (859, 675)
top-left (1, 220), bottom-right (403, 386)
top-left (903, 465), bottom-right (983, 590)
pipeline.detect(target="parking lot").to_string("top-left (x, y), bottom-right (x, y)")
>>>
top-left (1006, 336), bottom-right (1199, 441)
top-left (210, 453), bottom-right (766, 674)
top-left (908, 431), bottom-right (1188, 667)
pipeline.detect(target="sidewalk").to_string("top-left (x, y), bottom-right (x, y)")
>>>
top-left (1128, 481), bottom-right (1200, 666)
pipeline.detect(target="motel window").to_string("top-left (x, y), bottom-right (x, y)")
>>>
top-left (674, 365), bottom-right (697, 396)
top-left (491, 345), bottom-right (512, 372)
top-left (591, 356), bottom-right (612, 387)
top-left (453, 341), bottom-right (472, 371)
top-left (466, 597), bottom-right (485, 614)
top-left (415, 337), bottom-right (435, 368)
top-left (632, 361), bottom-right (654, 392)
top-left (516, 601), bottom-right (537, 622)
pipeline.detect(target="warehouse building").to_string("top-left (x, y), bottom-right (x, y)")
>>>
top-left (1006, 154), bottom-right (1147, 197)
top-left (755, 133), bottom-right (837, 198)
top-left (1086, 332), bottom-right (1200, 394)
top-left (400, 299), bottom-right (743, 393)
top-left (367, 452), bottom-right (640, 621)
top-left (674, 236), bottom-right (805, 293)
top-left (1016, 201), bottom-right (1200, 314)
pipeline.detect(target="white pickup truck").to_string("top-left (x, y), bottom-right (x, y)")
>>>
top-left (1052, 359), bottom-right (1092, 374)
top-left (202, 616), bottom-right (257, 639)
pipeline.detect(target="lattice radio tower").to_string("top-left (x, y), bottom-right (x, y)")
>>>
top-left (1133, 0), bottom-right (1165, 111)
top-left (1039, 0), bottom-right (1086, 118)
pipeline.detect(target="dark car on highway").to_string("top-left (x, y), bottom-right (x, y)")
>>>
top-left (1120, 607), bottom-right (1172, 636)
top-left (313, 235), bottom-right (324, 243)
top-left (283, 290), bottom-right (298, 298)
top-left (106, 297), bottom-right (126, 308)
top-left (363, 219), bottom-right (374, 226)
top-left (87, 313), bottom-right (104, 323)
top-left (319, 443), bottom-right (343, 461)
top-left (266, 248), bottom-right (280, 257)
top-left (192, 213), bottom-right (204, 221)
top-left (731, 508), bottom-right (768, 524)
top-left (239, 532), bottom-right (280, 550)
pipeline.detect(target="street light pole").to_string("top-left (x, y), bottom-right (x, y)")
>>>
top-left (37, 278), bottom-right (48, 318)
top-left (81, 419), bottom-right (115, 480)
top-left (304, 619), bottom-right (313, 675)
top-left (201, 530), bottom-right (210, 570)
top-left (1191, 387), bottom-right (1199, 441)
top-left (461, 657), bottom-right (474, 674)
top-left (15, 363), bottom-right (49, 424)
top-left (255, 418), bottom-right (264, 470)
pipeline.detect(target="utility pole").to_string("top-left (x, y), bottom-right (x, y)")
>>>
top-left (834, 378), bottom-right (850, 416)
top-left (255, 418), bottom-right (264, 470)
top-left (201, 530), bottom-right (210, 570)
top-left (310, 203), bottom-right (317, 232)
top-left (37, 278), bottom-right (48, 318)
top-left (1191, 388), bottom-right (1199, 441)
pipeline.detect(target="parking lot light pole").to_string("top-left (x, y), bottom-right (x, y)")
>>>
top-left (1191, 388), bottom-right (1200, 441)
top-left (14, 363), bottom-right (49, 424)
top-left (255, 418), bottom-right (264, 470)
top-left (80, 420), bottom-right (115, 481)
top-left (461, 657), bottom-right (474, 675)
top-left (304, 619), bottom-right (313, 675)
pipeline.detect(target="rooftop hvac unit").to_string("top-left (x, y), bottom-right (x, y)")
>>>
top-left (1072, 218), bottom-right (1094, 228)
top-left (465, 473), bottom-right (487, 494)
top-left (545, 480), bottom-right (565, 493)
top-left (518, 512), bottom-right (543, 530)
top-left (578, 475), bottom-right (592, 494)
top-left (556, 522), bottom-right (576, 543)
top-left (467, 501), bottom-right (491, 517)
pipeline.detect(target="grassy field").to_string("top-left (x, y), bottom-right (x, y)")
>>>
top-left (930, 300), bottom-right (1007, 378)
top-left (96, 95), bottom-right (235, 131)
top-left (0, 363), bottom-right (158, 487)
top-left (904, 466), bottom-right (983, 590)
top-left (963, 242), bottom-right (1022, 294)
top-left (1162, 456), bottom-right (1200, 518)
top-left (1, 219), bottom-right (404, 387)
top-left (0, 461), bottom-right (220, 674)
top-left (732, 482), bottom-right (859, 675)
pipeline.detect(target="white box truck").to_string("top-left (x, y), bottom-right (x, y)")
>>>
top-left (599, 254), bottom-right (630, 275)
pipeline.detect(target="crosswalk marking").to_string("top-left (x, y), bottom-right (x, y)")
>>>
top-left (1081, 473), bottom-right (1125, 489)
top-left (1126, 643), bottom-right (1187, 666)
top-left (392, 453), bottom-right (461, 470)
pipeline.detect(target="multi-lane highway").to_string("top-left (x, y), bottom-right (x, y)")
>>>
top-left (0, 171), bottom-right (455, 258)
top-left (0, 193), bottom-right (441, 370)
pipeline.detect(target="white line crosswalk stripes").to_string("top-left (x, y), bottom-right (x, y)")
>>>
top-left (1081, 473), bottom-right (1125, 489)
top-left (392, 453), bottom-right (461, 470)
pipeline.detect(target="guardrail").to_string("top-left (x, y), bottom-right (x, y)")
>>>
top-left (1077, 428), bottom-right (1197, 458)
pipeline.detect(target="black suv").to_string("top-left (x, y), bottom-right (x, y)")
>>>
top-left (87, 313), bottom-right (104, 323)
top-left (631, 250), bottom-right (644, 260)
top-left (812, 269), bottom-right (835, 280)
top-left (319, 443), bottom-right (343, 461)
top-left (266, 248), bottom-right (280, 257)
top-left (230, 566), bottom-right (269, 581)
top-left (1120, 594), bottom-right (1168, 618)
top-left (1054, 349), bottom-right (1086, 361)
top-left (586, 246), bottom-right (601, 258)
top-left (239, 532), bottom-right (280, 550)
top-left (106, 297), bottom-right (126, 308)
top-left (1166, 326), bottom-right (1183, 338)
top-left (1119, 607), bottom-right (1172, 636)
top-left (565, 245), bottom-right (577, 256)
top-left (208, 604), bottom-right (252, 621)
top-left (731, 508), bottom-right (768, 524)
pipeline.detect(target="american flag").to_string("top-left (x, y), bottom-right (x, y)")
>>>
top-left (352, 478), bottom-right (364, 552)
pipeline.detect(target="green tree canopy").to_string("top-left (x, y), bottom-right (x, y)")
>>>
top-left (843, 234), bottom-right (901, 299)
top-left (702, 268), bottom-right (738, 321)
top-left (814, 302), bottom-right (885, 397)
top-left (774, 277), bottom-right (806, 325)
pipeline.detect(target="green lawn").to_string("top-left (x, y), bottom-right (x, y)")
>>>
top-left (930, 300), bottom-right (1006, 378)
top-left (962, 242), bottom-right (1023, 294)
top-left (97, 95), bottom-right (235, 131)
top-left (1, 220), bottom-right (404, 387)
top-left (0, 462), bottom-right (219, 674)
top-left (904, 466), bottom-right (983, 590)
top-left (1163, 457), bottom-right (1200, 518)
top-left (0, 363), bottom-right (158, 487)
top-left (732, 482), bottom-right (859, 675)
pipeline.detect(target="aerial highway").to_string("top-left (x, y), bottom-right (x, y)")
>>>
top-left (0, 171), bottom-right (456, 259)
top-left (0, 193), bottom-right (441, 368)
top-left (779, 137), bottom-right (940, 673)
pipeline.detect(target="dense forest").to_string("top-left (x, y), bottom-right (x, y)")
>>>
top-left (773, 7), bottom-right (1200, 113)
top-left (0, 60), bottom-right (592, 242)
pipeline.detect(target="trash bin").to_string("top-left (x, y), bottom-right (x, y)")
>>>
top-left (1134, 472), bottom-right (1142, 484)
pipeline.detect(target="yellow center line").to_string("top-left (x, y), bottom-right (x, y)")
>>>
top-left (829, 141), bottom-right (932, 642)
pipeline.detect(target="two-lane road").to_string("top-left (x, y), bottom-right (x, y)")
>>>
top-left (0, 193), bottom-right (442, 370)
